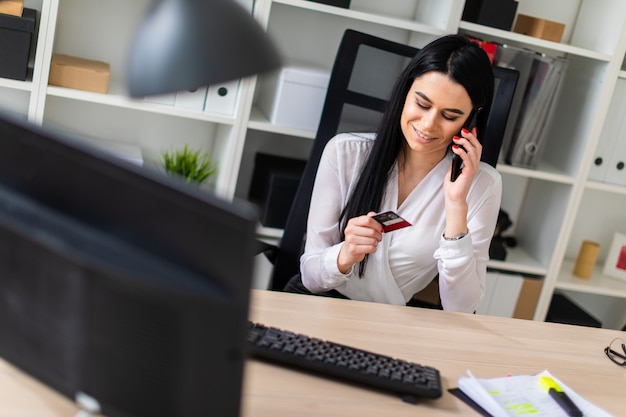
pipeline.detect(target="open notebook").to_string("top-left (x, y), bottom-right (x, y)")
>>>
top-left (452, 370), bottom-right (613, 417)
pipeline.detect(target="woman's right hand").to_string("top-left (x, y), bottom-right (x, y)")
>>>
top-left (337, 211), bottom-right (383, 273)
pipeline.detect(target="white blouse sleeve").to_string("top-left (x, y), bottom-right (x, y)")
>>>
top-left (434, 164), bottom-right (502, 313)
top-left (299, 135), bottom-right (371, 292)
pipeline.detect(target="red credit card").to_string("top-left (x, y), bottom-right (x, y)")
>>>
top-left (372, 211), bottom-right (411, 233)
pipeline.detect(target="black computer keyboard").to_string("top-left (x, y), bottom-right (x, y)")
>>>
top-left (247, 322), bottom-right (442, 403)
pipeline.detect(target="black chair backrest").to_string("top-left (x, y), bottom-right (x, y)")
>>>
top-left (269, 29), bottom-right (518, 290)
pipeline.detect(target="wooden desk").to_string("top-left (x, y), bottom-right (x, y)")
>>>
top-left (0, 359), bottom-right (77, 416)
top-left (242, 290), bottom-right (626, 417)
top-left (0, 289), bottom-right (623, 416)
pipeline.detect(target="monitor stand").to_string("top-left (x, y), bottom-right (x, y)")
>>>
top-left (74, 392), bottom-right (101, 417)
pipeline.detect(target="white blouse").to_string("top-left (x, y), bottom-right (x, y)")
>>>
top-left (300, 133), bottom-right (502, 313)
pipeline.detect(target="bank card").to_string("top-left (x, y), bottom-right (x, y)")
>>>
top-left (372, 211), bottom-right (411, 232)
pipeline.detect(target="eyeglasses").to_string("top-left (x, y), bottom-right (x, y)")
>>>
top-left (604, 338), bottom-right (626, 366)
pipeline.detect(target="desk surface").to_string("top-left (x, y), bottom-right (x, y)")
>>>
top-left (243, 290), bottom-right (625, 417)
top-left (0, 289), bottom-right (623, 416)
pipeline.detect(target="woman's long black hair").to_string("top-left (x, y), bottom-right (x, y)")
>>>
top-left (338, 34), bottom-right (495, 276)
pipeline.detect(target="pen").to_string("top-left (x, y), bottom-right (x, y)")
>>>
top-left (539, 376), bottom-right (583, 417)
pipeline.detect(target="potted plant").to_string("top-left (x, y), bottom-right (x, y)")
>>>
top-left (161, 145), bottom-right (217, 185)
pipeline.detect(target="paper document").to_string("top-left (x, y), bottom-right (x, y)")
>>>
top-left (457, 370), bottom-right (613, 417)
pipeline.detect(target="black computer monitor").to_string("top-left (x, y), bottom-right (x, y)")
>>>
top-left (0, 113), bottom-right (257, 417)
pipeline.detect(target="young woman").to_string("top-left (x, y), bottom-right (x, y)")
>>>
top-left (286, 34), bottom-right (501, 313)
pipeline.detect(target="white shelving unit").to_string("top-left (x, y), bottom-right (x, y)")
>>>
top-left (2, 0), bottom-right (626, 328)
top-left (245, 0), bottom-right (626, 329)
top-left (457, 1), bottom-right (626, 328)
top-left (2, 0), bottom-right (252, 199)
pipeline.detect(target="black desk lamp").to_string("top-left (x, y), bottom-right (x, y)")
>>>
top-left (127, 0), bottom-right (281, 97)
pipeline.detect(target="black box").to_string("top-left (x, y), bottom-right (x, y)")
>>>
top-left (462, 0), bottom-right (518, 31)
top-left (262, 173), bottom-right (301, 229)
top-left (248, 153), bottom-right (306, 229)
top-left (306, 0), bottom-right (350, 8)
top-left (546, 293), bottom-right (602, 328)
top-left (0, 8), bottom-right (36, 81)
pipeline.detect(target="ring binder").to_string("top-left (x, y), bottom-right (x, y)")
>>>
top-left (495, 45), bottom-right (569, 169)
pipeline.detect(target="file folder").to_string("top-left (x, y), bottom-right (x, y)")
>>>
top-left (506, 55), bottom-right (568, 168)
top-left (204, 80), bottom-right (240, 116)
top-left (602, 118), bottom-right (626, 186)
top-left (589, 79), bottom-right (626, 183)
top-left (174, 87), bottom-right (208, 111)
top-left (495, 45), bottom-right (568, 169)
top-left (603, 147), bottom-right (626, 186)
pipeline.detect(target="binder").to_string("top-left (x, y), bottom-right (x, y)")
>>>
top-left (144, 93), bottom-right (175, 106)
top-left (174, 87), bottom-right (208, 111)
top-left (204, 80), bottom-right (240, 116)
top-left (493, 44), bottom-right (535, 163)
top-left (495, 45), bottom-right (568, 169)
top-left (602, 115), bottom-right (626, 186)
top-left (589, 79), bottom-right (626, 183)
top-left (603, 140), bottom-right (626, 185)
top-left (506, 55), bottom-right (568, 168)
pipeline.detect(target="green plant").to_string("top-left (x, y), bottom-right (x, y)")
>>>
top-left (161, 145), bottom-right (217, 184)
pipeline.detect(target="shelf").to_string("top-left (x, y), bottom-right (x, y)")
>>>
top-left (46, 85), bottom-right (237, 125)
top-left (458, 21), bottom-right (613, 62)
top-left (274, 0), bottom-right (451, 36)
top-left (496, 162), bottom-right (576, 185)
top-left (585, 180), bottom-right (626, 195)
top-left (256, 224), bottom-right (284, 240)
top-left (556, 259), bottom-right (626, 299)
top-left (8, 0), bottom-right (626, 327)
top-left (0, 78), bottom-right (33, 92)
top-left (247, 106), bottom-right (316, 139)
top-left (487, 245), bottom-right (547, 276)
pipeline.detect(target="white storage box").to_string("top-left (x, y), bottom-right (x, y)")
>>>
top-left (204, 80), bottom-right (240, 116)
top-left (258, 65), bottom-right (330, 131)
top-left (144, 93), bottom-right (175, 106)
top-left (175, 87), bottom-right (207, 111)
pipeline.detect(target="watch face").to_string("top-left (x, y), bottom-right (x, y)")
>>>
top-left (372, 211), bottom-right (411, 233)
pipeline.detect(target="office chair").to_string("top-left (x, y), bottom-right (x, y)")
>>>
top-left (265, 30), bottom-right (519, 300)
top-left (265, 29), bottom-right (416, 290)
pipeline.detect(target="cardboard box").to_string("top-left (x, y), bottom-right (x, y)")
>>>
top-left (0, 7), bottom-right (35, 80)
top-left (513, 14), bottom-right (565, 43)
top-left (0, 0), bottom-right (24, 16)
top-left (410, 278), bottom-right (440, 307)
top-left (49, 54), bottom-right (110, 94)
top-left (512, 278), bottom-right (542, 320)
top-left (258, 65), bottom-right (330, 131)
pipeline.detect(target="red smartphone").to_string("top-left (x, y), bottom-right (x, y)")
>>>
top-left (451, 108), bottom-right (478, 182)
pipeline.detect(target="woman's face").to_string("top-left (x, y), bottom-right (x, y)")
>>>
top-left (400, 71), bottom-right (473, 159)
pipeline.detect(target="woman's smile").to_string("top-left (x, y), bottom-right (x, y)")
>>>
top-left (400, 71), bottom-right (472, 158)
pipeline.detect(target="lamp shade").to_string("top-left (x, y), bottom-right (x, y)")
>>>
top-left (127, 0), bottom-right (281, 97)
